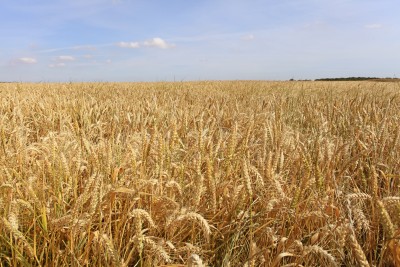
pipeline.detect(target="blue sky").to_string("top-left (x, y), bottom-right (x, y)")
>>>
top-left (1, 0), bottom-right (399, 82)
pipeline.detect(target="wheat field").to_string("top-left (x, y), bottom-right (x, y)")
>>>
top-left (0, 81), bottom-right (400, 266)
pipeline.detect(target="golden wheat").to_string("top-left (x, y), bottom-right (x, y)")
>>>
top-left (0, 81), bottom-right (400, 266)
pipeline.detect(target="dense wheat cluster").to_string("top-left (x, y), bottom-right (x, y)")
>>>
top-left (0, 81), bottom-right (400, 266)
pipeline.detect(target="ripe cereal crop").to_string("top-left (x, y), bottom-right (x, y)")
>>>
top-left (0, 81), bottom-right (400, 266)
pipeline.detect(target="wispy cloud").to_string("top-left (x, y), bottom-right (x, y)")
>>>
top-left (38, 44), bottom-right (109, 53)
top-left (143, 37), bottom-right (175, 49)
top-left (117, 41), bottom-right (140, 48)
top-left (241, 34), bottom-right (255, 41)
top-left (116, 38), bottom-right (175, 49)
top-left (39, 38), bottom-right (173, 54)
top-left (48, 63), bottom-right (66, 68)
top-left (364, 24), bottom-right (383, 29)
top-left (48, 55), bottom-right (75, 68)
top-left (169, 31), bottom-right (259, 43)
top-left (73, 45), bottom-right (97, 51)
top-left (17, 57), bottom-right (37, 64)
top-left (55, 55), bottom-right (76, 61)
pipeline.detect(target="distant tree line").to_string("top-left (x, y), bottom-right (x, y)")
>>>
top-left (288, 77), bottom-right (399, 82)
top-left (314, 77), bottom-right (399, 81)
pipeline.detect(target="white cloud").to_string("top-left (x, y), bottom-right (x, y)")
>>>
top-left (117, 41), bottom-right (140, 48)
top-left (18, 57), bottom-right (37, 64)
top-left (38, 44), bottom-right (103, 53)
top-left (55, 55), bottom-right (75, 61)
top-left (116, 38), bottom-right (175, 49)
top-left (241, 34), bottom-right (255, 41)
top-left (143, 37), bottom-right (175, 49)
top-left (73, 45), bottom-right (97, 51)
top-left (48, 63), bottom-right (66, 68)
top-left (364, 24), bottom-right (383, 29)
